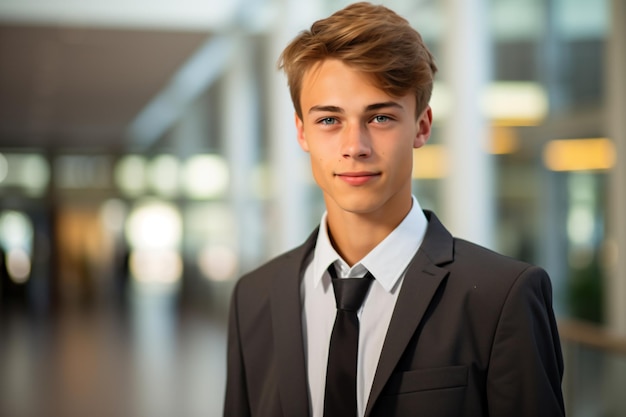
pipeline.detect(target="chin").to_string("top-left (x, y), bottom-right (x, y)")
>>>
top-left (332, 196), bottom-right (385, 215)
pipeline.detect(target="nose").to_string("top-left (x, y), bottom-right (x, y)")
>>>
top-left (341, 123), bottom-right (372, 159)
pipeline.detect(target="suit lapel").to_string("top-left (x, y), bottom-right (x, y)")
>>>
top-left (364, 211), bottom-right (454, 417)
top-left (270, 230), bottom-right (318, 417)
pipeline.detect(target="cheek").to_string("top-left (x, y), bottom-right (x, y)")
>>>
top-left (307, 153), bottom-right (326, 174)
top-left (307, 143), bottom-right (332, 165)
top-left (308, 158), bottom-right (327, 188)
top-left (392, 146), bottom-right (414, 173)
top-left (387, 142), bottom-right (411, 160)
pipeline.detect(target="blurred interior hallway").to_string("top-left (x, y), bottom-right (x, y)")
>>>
top-left (0, 291), bottom-right (229, 417)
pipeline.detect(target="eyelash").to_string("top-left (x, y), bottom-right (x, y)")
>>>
top-left (318, 117), bottom-right (337, 125)
top-left (372, 115), bottom-right (390, 123)
top-left (316, 115), bottom-right (393, 125)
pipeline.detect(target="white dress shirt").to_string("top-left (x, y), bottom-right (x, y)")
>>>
top-left (300, 196), bottom-right (428, 417)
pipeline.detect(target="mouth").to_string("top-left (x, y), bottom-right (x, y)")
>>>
top-left (335, 171), bottom-right (381, 186)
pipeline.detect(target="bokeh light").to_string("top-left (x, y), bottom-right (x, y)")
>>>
top-left (129, 248), bottom-right (182, 285)
top-left (197, 243), bottom-right (238, 282)
top-left (115, 155), bottom-right (148, 197)
top-left (6, 248), bottom-right (32, 284)
top-left (148, 154), bottom-right (180, 197)
top-left (182, 154), bottom-right (229, 199)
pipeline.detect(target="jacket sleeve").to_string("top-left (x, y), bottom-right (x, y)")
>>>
top-left (223, 281), bottom-right (252, 417)
top-left (487, 266), bottom-right (566, 417)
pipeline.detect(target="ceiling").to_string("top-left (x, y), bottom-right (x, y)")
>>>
top-left (0, 23), bottom-right (211, 153)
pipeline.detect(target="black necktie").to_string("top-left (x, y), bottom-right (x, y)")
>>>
top-left (324, 265), bottom-right (374, 417)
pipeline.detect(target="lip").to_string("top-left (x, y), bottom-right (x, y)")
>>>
top-left (335, 171), bottom-right (381, 186)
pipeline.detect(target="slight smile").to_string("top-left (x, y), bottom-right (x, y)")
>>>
top-left (335, 171), bottom-right (381, 186)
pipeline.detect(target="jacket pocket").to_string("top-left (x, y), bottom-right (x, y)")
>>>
top-left (383, 365), bottom-right (468, 395)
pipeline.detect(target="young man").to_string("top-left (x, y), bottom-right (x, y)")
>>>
top-left (224, 3), bottom-right (565, 417)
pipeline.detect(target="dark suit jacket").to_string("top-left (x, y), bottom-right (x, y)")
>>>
top-left (224, 211), bottom-right (565, 417)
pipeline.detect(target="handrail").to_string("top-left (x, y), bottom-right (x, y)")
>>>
top-left (558, 318), bottom-right (626, 356)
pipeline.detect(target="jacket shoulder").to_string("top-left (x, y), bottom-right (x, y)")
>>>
top-left (235, 228), bottom-right (318, 297)
top-left (448, 237), bottom-right (553, 308)
top-left (453, 238), bottom-right (533, 274)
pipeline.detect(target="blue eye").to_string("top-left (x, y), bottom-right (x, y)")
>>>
top-left (372, 115), bottom-right (390, 123)
top-left (319, 117), bottom-right (337, 125)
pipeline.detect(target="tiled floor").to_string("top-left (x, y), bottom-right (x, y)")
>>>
top-left (0, 291), bottom-right (228, 417)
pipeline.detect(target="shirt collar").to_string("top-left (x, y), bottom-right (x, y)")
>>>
top-left (311, 196), bottom-right (428, 292)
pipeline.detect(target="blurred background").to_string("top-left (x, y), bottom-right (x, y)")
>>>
top-left (1, 0), bottom-right (625, 416)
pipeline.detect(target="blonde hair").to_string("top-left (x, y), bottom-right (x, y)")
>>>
top-left (278, 2), bottom-right (438, 119)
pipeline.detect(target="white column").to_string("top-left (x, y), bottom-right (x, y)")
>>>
top-left (222, 36), bottom-right (264, 272)
top-left (441, 0), bottom-right (494, 248)
top-left (606, 0), bottom-right (626, 337)
top-left (267, 0), bottom-right (323, 256)
top-left (605, 2), bottom-right (626, 416)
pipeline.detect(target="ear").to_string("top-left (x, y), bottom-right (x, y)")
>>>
top-left (295, 113), bottom-right (310, 152)
top-left (413, 106), bottom-right (433, 149)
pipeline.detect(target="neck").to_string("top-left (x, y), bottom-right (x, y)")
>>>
top-left (326, 197), bottom-right (413, 267)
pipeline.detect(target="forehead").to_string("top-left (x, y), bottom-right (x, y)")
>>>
top-left (299, 59), bottom-right (414, 113)
top-left (301, 60), bottom-right (388, 104)
top-left (302, 59), bottom-right (379, 93)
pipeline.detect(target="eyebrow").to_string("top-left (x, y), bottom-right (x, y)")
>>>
top-left (308, 105), bottom-right (343, 114)
top-left (364, 101), bottom-right (404, 112)
top-left (307, 101), bottom-right (404, 115)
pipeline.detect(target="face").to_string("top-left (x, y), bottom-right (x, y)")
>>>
top-left (295, 59), bottom-right (432, 220)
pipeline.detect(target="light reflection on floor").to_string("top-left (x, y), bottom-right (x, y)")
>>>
top-left (0, 291), bottom-right (228, 417)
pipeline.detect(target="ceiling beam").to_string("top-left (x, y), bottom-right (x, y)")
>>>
top-left (125, 35), bottom-right (236, 150)
top-left (0, 0), bottom-right (241, 31)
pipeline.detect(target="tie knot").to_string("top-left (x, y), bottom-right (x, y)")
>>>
top-left (328, 266), bottom-right (374, 312)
